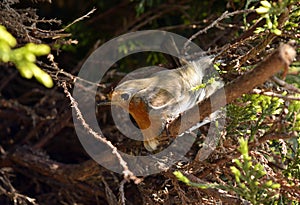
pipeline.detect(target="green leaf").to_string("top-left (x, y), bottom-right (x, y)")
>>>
top-left (238, 138), bottom-right (249, 155)
top-left (16, 62), bottom-right (34, 79)
top-left (271, 183), bottom-right (280, 189)
top-left (256, 7), bottom-right (270, 14)
top-left (260, 1), bottom-right (272, 8)
top-left (26, 43), bottom-right (51, 56)
top-left (230, 166), bottom-right (241, 183)
top-left (0, 25), bottom-right (17, 47)
top-left (272, 28), bottom-right (282, 35)
top-left (266, 17), bottom-right (273, 29)
top-left (265, 180), bottom-right (273, 187)
top-left (25, 53), bottom-right (36, 62)
top-left (0, 41), bottom-right (11, 62)
top-left (254, 27), bottom-right (265, 34)
top-left (234, 159), bottom-right (243, 168)
top-left (173, 171), bottom-right (190, 184)
top-left (35, 69), bottom-right (54, 88)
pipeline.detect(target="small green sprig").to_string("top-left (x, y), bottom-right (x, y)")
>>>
top-left (229, 138), bottom-right (281, 204)
top-left (173, 171), bottom-right (220, 189)
top-left (174, 137), bottom-right (281, 204)
top-left (0, 25), bottom-right (53, 88)
top-left (255, 0), bottom-right (285, 35)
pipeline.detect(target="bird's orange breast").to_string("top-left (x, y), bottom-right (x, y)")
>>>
top-left (128, 98), bottom-right (151, 130)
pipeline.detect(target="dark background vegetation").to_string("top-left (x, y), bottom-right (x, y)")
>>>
top-left (0, 0), bottom-right (299, 204)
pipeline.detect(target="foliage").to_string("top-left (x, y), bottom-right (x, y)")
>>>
top-left (174, 138), bottom-right (281, 204)
top-left (0, 25), bottom-right (53, 88)
top-left (227, 94), bottom-right (285, 141)
top-left (255, 0), bottom-right (299, 35)
top-left (285, 135), bottom-right (300, 178)
top-left (230, 138), bottom-right (281, 204)
top-left (255, 0), bottom-right (283, 35)
top-left (286, 64), bottom-right (300, 88)
top-left (282, 100), bottom-right (300, 202)
top-left (226, 93), bottom-right (300, 204)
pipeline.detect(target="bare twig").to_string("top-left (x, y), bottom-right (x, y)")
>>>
top-left (0, 169), bottom-right (37, 205)
top-left (86, 1), bottom-right (131, 26)
top-left (102, 177), bottom-right (118, 205)
top-left (59, 8), bottom-right (96, 32)
top-left (61, 82), bottom-right (141, 184)
top-left (184, 9), bottom-right (255, 52)
top-left (41, 55), bottom-right (107, 89)
top-left (255, 133), bottom-right (296, 144)
top-left (33, 110), bottom-right (71, 149)
top-left (225, 8), bottom-right (290, 70)
top-left (272, 76), bottom-right (300, 94)
top-left (252, 88), bottom-right (300, 101)
top-left (119, 179), bottom-right (127, 205)
top-left (164, 171), bottom-right (191, 204)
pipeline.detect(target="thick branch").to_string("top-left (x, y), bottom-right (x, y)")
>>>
top-left (168, 43), bottom-right (296, 137)
top-left (7, 146), bottom-right (106, 198)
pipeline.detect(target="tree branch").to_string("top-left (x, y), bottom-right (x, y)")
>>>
top-left (167, 43), bottom-right (296, 137)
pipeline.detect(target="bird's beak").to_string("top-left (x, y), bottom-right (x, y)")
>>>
top-left (97, 90), bottom-right (124, 107)
top-left (97, 101), bottom-right (112, 106)
top-left (96, 90), bottom-right (115, 106)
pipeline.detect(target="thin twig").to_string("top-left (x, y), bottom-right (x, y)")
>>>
top-left (255, 133), bottom-right (296, 144)
top-left (272, 76), bottom-right (300, 94)
top-left (225, 8), bottom-right (290, 70)
top-left (184, 9), bottom-right (255, 52)
top-left (61, 82), bottom-right (141, 184)
top-left (119, 179), bottom-right (127, 205)
top-left (252, 88), bottom-right (300, 101)
top-left (42, 55), bottom-right (107, 89)
top-left (60, 8), bottom-right (96, 32)
top-left (0, 169), bottom-right (37, 205)
top-left (101, 177), bottom-right (118, 205)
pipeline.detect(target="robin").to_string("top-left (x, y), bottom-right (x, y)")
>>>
top-left (111, 56), bottom-right (223, 151)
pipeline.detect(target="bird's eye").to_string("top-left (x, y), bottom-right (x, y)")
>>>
top-left (120, 93), bottom-right (130, 101)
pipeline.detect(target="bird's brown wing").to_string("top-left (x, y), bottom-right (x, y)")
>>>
top-left (146, 88), bottom-right (176, 109)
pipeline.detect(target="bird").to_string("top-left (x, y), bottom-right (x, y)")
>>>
top-left (111, 56), bottom-right (223, 151)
